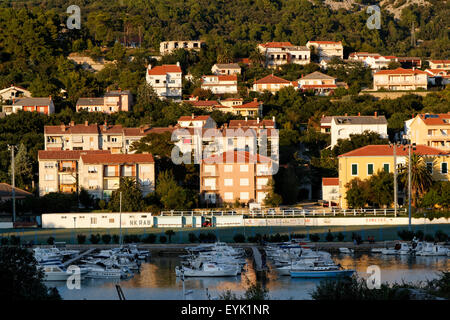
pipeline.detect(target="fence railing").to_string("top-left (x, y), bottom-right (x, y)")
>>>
top-left (159, 208), bottom-right (408, 218)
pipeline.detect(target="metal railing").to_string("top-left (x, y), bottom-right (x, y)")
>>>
top-left (159, 208), bottom-right (407, 217)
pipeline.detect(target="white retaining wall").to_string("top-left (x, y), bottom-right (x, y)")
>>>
top-left (243, 217), bottom-right (450, 226)
top-left (42, 213), bottom-right (153, 229)
top-left (0, 222), bottom-right (13, 229)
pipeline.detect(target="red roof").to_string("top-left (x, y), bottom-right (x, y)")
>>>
top-left (202, 151), bottom-right (273, 164)
top-left (178, 115), bottom-right (212, 122)
top-left (38, 150), bottom-right (110, 160)
top-left (322, 178), bottom-right (339, 186)
top-left (374, 67), bottom-right (428, 75)
top-left (185, 100), bottom-right (219, 107)
top-left (45, 124), bottom-right (99, 135)
top-left (81, 153), bottom-right (154, 164)
top-left (233, 100), bottom-right (261, 109)
top-left (254, 74), bottom-right (291, 84)
top-left (428, 60), bottom-right (450, 64)
top-left (260, 42), bottom-right (293, 48)
top-left (228, 119), bottom-right (275, 128)
top-left (148, 64), bottom-right (181, 75)
top-left (301, 84), bottom-right (337, 89)
top-left (339, 145), bottom-right (448, 158)
top-left (202, 75), bottom-right (237, 82)
top-left (418, 113), bottom-right (450, 125)
top-left (308, 41), bottom-right (342, 45)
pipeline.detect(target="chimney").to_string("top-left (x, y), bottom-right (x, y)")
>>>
top-left (70, 121), bottom-right (75, 126)
top-left (140, 126), bottom-right (144, 134)
top-left (12, 97), bottom-right (15, 104)
top-left (176, 61), bottom-right (180, 67)
top-left (148, 64), bottom-right (152, 70)
top-left (345, 113), bottom-right (348, 116)
top-left (85, 120), bottom-right (88, 126)
top-left (374, 111), bottom-right (378, 118)
top-left (272, 116), bottom-right (275, 123)
top-left (253, 98), bottom-right (258, 102)
top-left (245, 117), bottom-right (248, 122)
top-left (60, 123), bottom-right (65, 132)
top-left (191, 113), bottom-right (194, 119)
top-left (358, 112), bottom-right (360, 116)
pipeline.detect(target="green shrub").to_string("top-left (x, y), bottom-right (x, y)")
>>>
top-left (434, 230), bottom-right (448, 242)
top-left (336, 232), bottom-right (345, 241)
top-left (310, 234), bottom-right (320, 242)
top-left (398, 230), bottom-right (414, 241)
top-left (325, 232), bottom-right (334, 242)
top-left (143, 234), bottom-right (156, 244)
top-left (101, 234), bottom-right (111, 244)
top-left (233, 234), bottom-right (246, 243)
top-left (159, 235), bottom-right (167, 243)
top-left (77, 234), bottom-right (86, 244)
top-left (112, 234), bottom-right (120, 244)
top-left (424, 234), bottom-right (434, 242)
top-left (89, 234), bottom-right (101, 244)
top-left (188, 233), bottom-right (198, 243)
top-left (9, 235), bottom-right (20, 246)
top-left (351, 233), bottom-right (362, 244)
top-left (124, 234), bottom-right (140, 243)
top-left (0, 238), bottom-right (8, 245)
top-left (47, 237), bottom-right (55, 245)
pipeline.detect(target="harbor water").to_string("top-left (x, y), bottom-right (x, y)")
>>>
top-left (49, 253), bottom-right (450, 300)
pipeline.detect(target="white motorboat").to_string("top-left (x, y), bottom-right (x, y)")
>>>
top-left (86, 266), bottom-right (132, 279)
top-left (276, 257), bottom-right (338, 276)
top-left (41, 265), bottom-right (88, 281)
top-left (33, 248), bottom-right (62, 265)
top-left (175, 262), bottom-right (239, 277)
top-left (339, 248), bottom-right (354, 254)
top-left (381, 242), bottom-right (411, 255)
top-left (416, 243), bottom-right (449, 256)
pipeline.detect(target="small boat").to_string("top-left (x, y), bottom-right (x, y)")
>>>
top-left (86, 266), bottom-right (131, 279)
top-left (371, 248), bottom-right (384, 253)
top-left (416, 243), bottom-right (448, 256)
top-left (41, 265), bottom-right (88, 281)
top-left (290, 268), bottom-right (355, 278)
top-left (175, 262), bottom-right (239, 277)
top-left (381, 242), bottom-right (411, 255)
top-left (339, 248), bottom-right (354, 254)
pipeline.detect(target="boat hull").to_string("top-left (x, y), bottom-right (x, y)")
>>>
top-left (290, 269), bottom-right (355, 278)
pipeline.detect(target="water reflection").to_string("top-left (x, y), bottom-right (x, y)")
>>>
top-left (50, 253), bottom-right (449, 300)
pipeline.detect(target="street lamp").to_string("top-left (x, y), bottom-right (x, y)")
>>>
top-left (402, 141), bottom-right (416, 231)
top-left (389, 142), bottom-right (400, 217)
top-left (7, 145), bottom-right (16, 224)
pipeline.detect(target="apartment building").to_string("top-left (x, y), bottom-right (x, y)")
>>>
top-left (201, 75), bottom-right (238, 94)
top-left (211, 63), bottom-right (241, 75)
top-left (408, 113), bottom-right (450, 150)
top-left (78, 153), bottom-right (155, 199)
top-left (373, 68), bottom-right (428, 91)
top-left (306, 41), bottom-right (344, 61)
top-left (3, 97), bottom-right (55, 116)
top-left (298, 71), bottom-right (338, 95)
top-left (200, 151), bottom-right (274, 205)
top-left (252, 74), bottom-right (297, 93)
top-left (38, 150), bottom-right (110, 196)
top-left (427, 60), bottom-right (450, 71)
top-left (159, 40), bottom-right (205, 55)
top-left (328, 113), bottom-right (388, 147)
top-left (258, 42), bottom-right (310, 68)
top-left (338, 145), bottom-right (449, 208)
top-left (425, 69), bottom-right (450, 86)
top-left (76, 90), bottom-right (133, 113)
top-left (348, 52), bottom-right (397, 71)
top-left (146, 63), bottom-right (182, 100)
top-left (38, 150), bottom-right (155, 199)
top-left (186, 98), bottom-right (263, 118)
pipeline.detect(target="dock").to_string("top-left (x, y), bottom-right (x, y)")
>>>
top-left (252, 246), bottom-right (268, 279)
top-left (62, 248), bottom-right (95, 267)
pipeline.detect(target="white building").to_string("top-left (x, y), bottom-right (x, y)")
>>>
top-left (373, 68), bottom-right (428, 91)
top-left (201, 75), bottom-right (238, 94)
top-left (0, 85), bottom-right (31, 103)
top-left (146, 63), bottom-right (182, 100)
top-left (160, 40), bottom-right (205, 55)
top-left (306, 41), bottom-right (344, 61)
top-left (329, 113), bottom-right (388, 147)
top-left (321, 178), bottom-right (339, 205)
top-left (211, 63), bottom-right (241, 75)
top-left (3, 97), bottom-right (55, 115)
top-left (258, 42), bottom-right (310, 68)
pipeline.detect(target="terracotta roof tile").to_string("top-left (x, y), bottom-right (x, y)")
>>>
top-left (38, 150), bottom-right (110, 160)
top-left (374, 67), bottom-right (428, 75)
top-left (322, 178), bottom-right (339, 186)
top-left (81, 153), bottom-right (154, 164)
top-left (148, 64), bottom-right (182, 75)
top-left (254, 74), bottom-right (291, 84)
top-left (338, 145), bottom-right (448, 158)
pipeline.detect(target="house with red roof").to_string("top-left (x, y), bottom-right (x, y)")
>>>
top-left (252, 74), bottom-right (297, 93)
top-left (258, 42), bottom-right (310, 68)
top-left (337, 144), bottom-right (449, 208)
top-left (427, 60), bottom-right (450, 71)
top-left (298, 71), bottom-right (339, 96)
top-left (201, 75), bottom-right (238, 94)
top-left (425, 69), bottom-right (450, 86)
top-left (409, 113), bottom-right (450, 151)
top-left (306, 41), bottom-right (343, 61)
top-left (3, 97), bottom-right (55, 115)
top-left (321, 178), bottom-right (339, 206)
top-left (373, 68), bottom-right (428, 91)
top-left (145, 63), bottom-right (182, 100)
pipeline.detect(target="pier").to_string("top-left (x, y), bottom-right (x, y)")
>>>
top-left (252, 246), bottom-right (268, 279)
top-left (62, 248), bottom-right (95, 267)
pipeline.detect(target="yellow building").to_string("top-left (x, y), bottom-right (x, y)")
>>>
top-left (409, 113), bottom-right (450, 150)
top-left (338, 145), bottom-right (449, 208)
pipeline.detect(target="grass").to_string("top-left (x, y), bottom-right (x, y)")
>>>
top-left (1, 224), bottom-right (449, 245)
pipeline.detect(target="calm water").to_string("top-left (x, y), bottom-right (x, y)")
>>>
top-left (49, 254), bottom-right (449, 300)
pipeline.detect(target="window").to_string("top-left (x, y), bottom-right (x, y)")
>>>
top-left (88, 180), bottom-right (97, 189)
top-left (426, 162), bottom-right (433, 173)
top-left (240, 192), bottom-right (249, 200)
top-left (383, 163), bottom-right (390, 173)
top-left (224, 179), bottom-right (233, 187)
top-left (109, 219), bottom-right (114, 223)
top-left (111, 137), bottom-right (118, 143)
top-left (224, 192), bottom-right (233, 200)
top-left (239, 178), bottom-right (249, 186)
top-left (224, 165), bottom-right (233, 172)
top-left (44, 163), bottom-right (54, 169)
top-left (442, 163), bottom-right (448, 174)
top-left (367, 164), bottom-right (374, 175)
top-left (88, 166), bottom-right (97, 173)
top-left (351, 164), bottom-right (358, 176)
top-left (45, 174), bottom-right (54, 181)
top-left (240, 165), bottom-right (249, 172)
top-left (90, 217), bottom-right (97, 224)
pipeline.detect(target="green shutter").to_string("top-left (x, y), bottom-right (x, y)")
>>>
top-left (352, 164), bottom-right (358, 175)
top-left (442, 163), bottom-right (448, 174)
top-left (384, 164), bottom-right (389, 172)
top-left (368, 164), bottom-right (373, 175)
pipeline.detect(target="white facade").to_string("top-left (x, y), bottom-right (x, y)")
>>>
top-left (146, 63), bottom-right (182, 100)
top-left (330, 115), bottom-right (388, 147)
top-left (258, 42), bottom-right (310, 68)
top-left (373, 68), bottom-right (428, 91)
top-left (201, 75), bottom-right (238, 94)
top-left (160, 40), bottom-right (204, 55)
top-left (306, 41), bottom-right (344, 61)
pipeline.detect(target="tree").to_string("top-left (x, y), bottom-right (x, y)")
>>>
top-left (368, 170), bottom-right (394, 208)
top-left (165, 230), bottom-right (176, 243)
top-left (108, 177), bottom-right (145, 212)
top-left (399, 154), bottom-right (433, 207)
top-left (131, 132), bottom-right (175, 159)
top-left (263, 179), bottom-right (282, 207)
top-left (345, 178), bottom-right (370, 209)
top-left (0, 246), bottom-right (61, 300)
top-left (156, 170), bottom-right (192, 209)
top-left (9, 143), bottom-right (33, 190)
top-left (79, 188), bottom-right (94, 209)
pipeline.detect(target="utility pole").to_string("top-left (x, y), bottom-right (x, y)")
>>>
top-left (8, 145), bottom-right (16, 224)
top-left (408, 145), bottom-right (412, 231)
top-left (119, 191), bottom-right (123, 246)
top-left (393, 142), bottom-right (398, 217)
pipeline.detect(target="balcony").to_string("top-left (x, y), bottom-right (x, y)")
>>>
top-left (58, 167), bottom-right (76, 173)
